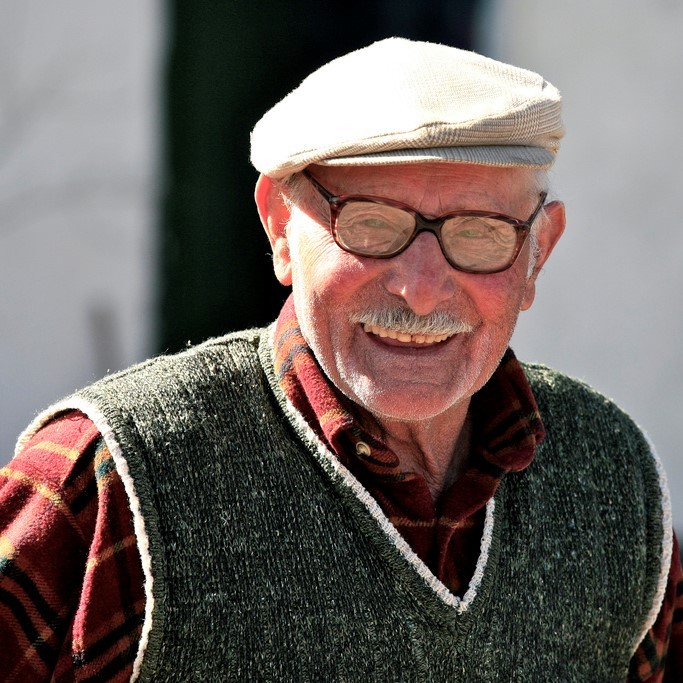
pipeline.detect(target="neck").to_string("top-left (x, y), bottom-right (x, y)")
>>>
top-left (359, 400), bottom-right (472, 499)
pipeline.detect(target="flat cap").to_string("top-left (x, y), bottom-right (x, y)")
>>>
top-left (250, 37), bottom-right (563, 178)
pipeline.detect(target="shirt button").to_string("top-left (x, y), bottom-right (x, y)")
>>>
top-left (356, 441), bottom-right (371, 456)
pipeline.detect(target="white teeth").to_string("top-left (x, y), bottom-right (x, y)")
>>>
top-left (362, 323), bottom-right (457, 345)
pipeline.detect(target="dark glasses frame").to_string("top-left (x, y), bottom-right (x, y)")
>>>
top-left (302, 170), bottom-right (547, 274)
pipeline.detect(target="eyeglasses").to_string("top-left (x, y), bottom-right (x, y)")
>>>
top-left (302, 170), bottom-right (547, 274)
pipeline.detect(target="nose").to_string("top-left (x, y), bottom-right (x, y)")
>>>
top-left (382, 232), bottom-right (457, 316)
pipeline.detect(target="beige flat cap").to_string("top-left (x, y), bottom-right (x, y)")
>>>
top-left (250, 38), bottom-right (563, 178)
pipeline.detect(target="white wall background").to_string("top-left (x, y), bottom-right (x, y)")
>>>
top-left (0, 0), bottom-right (162, 455)
top-left (1, 0), bottom-right (680, 529)
top-left (479, 0), bottom-right (683, 525)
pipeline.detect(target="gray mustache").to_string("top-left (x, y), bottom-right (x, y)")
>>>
top-left (352, 308), bottom-right (475, 337)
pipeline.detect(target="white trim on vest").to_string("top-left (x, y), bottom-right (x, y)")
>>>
top-left (632, 430), bottom-right (674, 655)
top-left (277, 384), bottom-right (496, 614)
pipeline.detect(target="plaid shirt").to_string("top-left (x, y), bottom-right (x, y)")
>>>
top-left (0, 415), bottom-right (145, 681)
top-left (1, 300), bottom-right (681, 680)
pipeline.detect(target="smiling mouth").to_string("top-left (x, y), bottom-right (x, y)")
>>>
top-left (362, 323), bottom-right (456, 345)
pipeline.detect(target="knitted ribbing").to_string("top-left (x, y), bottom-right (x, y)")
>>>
top-left (21, 329), bottom-right (669, 681)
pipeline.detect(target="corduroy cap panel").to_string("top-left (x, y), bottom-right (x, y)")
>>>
top-left (250, 38), bottom-right (563, 178)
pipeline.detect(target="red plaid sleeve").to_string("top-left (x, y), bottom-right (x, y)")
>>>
top-left (629, 533), bottom-right (683, 682)
top-left (0, 411), bottom-right (145, 682)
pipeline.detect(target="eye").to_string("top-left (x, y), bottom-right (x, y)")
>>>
top-left (355, 216), bottom-right (394, 230)
top-left (336, 201), bottom-right (415, 254)
top-left (457, 227), bottom-right (485, 239)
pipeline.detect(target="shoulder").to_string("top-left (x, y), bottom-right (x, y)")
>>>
top-left (521, 361), bottom-right (646, 441)
top-left (523, 361), bottom-right (621, 407)
top-left (15, 328), bottom-right (268, 459)
top-left (88, 327), bottom-right (265, 393)
top-left (519, 361), bottom-right (662, 486)
top-left (81, 327), bottom-right (266, 409)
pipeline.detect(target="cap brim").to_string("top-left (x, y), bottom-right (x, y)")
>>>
top-left (315, 145), bottom-right (555, 170)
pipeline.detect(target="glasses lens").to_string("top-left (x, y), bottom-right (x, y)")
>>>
top-left (336, 202), bottom-right (415, 255)
top-left (442, 217), bottom-right (519, 272)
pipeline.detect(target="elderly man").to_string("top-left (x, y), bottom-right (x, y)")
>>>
top-left (1, 38), bottom-right (681, 681)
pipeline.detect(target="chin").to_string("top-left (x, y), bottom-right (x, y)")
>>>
top-left (366, 402), bottom-right (456, 424)
top-left (336, 374), bottom-right (468, 424)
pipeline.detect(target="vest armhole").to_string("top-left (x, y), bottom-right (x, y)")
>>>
top-left (632, 431), bottom-right (674, 654)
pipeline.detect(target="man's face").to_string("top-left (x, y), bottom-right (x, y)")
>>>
top-left (261, 163), bottom-right (563, 424)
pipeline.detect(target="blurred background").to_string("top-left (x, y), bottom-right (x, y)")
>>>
top-left (1, 0), bottom-right (681, 538)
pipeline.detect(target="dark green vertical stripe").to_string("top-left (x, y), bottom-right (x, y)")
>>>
top-left (159, 0), bottom-right (479, 352)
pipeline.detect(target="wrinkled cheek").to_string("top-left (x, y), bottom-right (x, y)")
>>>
top-left (289, 222), bottom-right (340, 275)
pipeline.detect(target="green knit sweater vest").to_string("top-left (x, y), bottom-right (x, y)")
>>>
top-left (26, 328), bottom-right (671, 681)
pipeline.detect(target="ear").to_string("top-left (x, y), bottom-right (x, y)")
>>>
top-left (521, 200), bottom-right (566, 311)
top-left (254, 174), bottom-right (293, 286)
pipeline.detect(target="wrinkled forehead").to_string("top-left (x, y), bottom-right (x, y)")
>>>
top-left (305, 162), bottom-right (546, 214)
